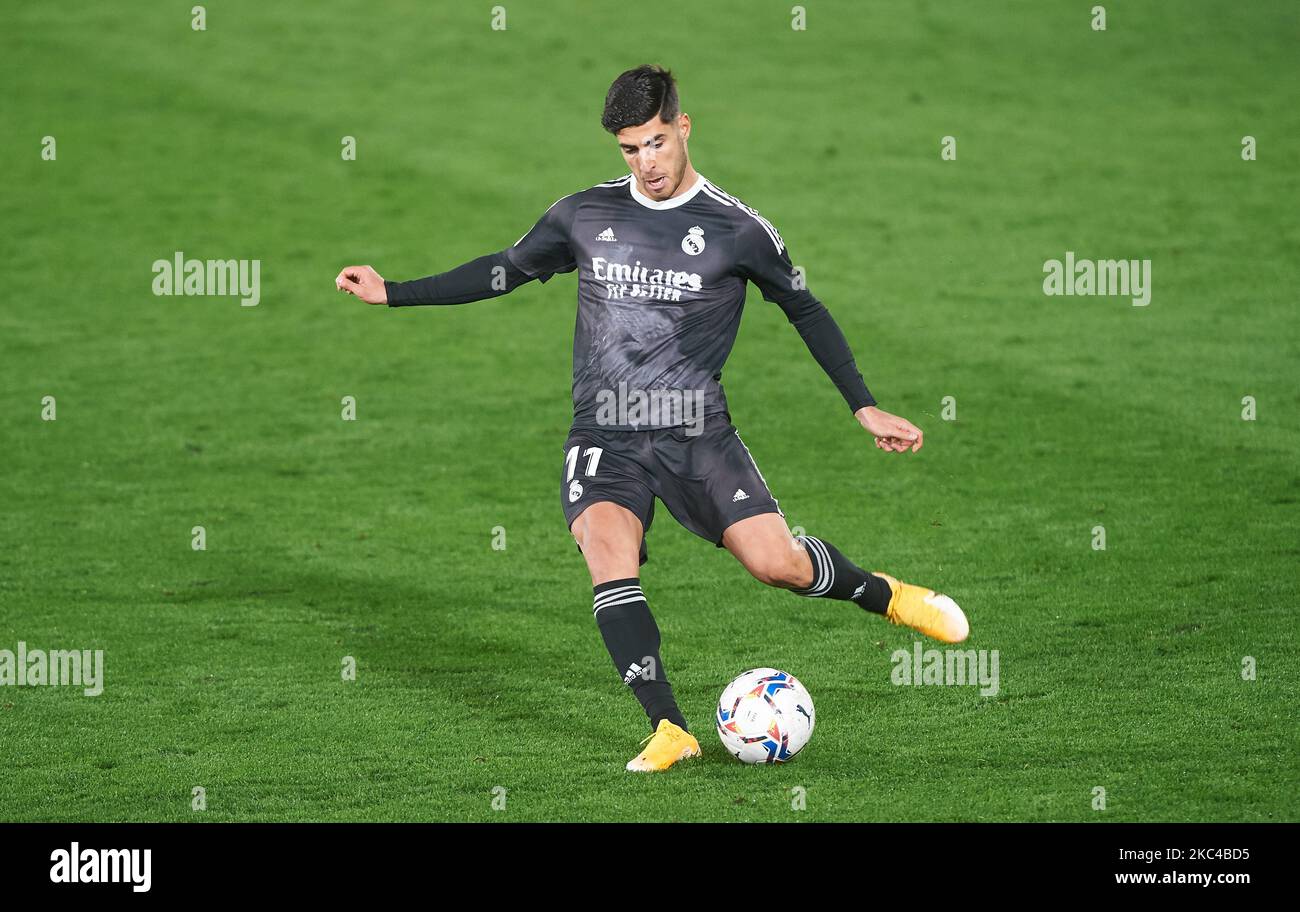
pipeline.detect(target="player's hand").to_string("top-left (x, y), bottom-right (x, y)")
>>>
top-left (335, 265), bottom-right (388, 305)
top-left (855, 405), bottom-right (923, 453)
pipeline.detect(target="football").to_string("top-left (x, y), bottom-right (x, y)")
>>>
top-left (715, 668), bottom-right (816, 764)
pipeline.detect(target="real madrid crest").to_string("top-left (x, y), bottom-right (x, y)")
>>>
top-left (681, 226), bottom-right (705, 256)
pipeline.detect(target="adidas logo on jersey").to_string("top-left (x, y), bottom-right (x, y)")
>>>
top-left (596, 227), bottom-right (617, 242)
top-left (732, 489), bottom-right (749, 502)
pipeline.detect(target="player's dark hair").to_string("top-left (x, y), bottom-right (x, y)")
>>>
top-left (601, 65), bottom-right (680, 134)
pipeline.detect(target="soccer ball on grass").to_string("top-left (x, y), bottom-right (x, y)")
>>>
top-left (715, 668), bottom-right (815, 764)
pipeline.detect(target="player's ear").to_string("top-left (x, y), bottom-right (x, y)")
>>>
top-left (677, 112), bottom-right (691, 143)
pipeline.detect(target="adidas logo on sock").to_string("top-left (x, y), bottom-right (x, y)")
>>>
top-left (732, 489), bottom-right (749, 502)
top-left (597, 227), bottom-right (617, 242)
top-left (623, 662), bottom-right (644, 685)
top-left (852, 582), bottom-right (867, 600)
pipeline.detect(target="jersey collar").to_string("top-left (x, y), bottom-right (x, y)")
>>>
top-left (628, 172), bottom-right (706, 210)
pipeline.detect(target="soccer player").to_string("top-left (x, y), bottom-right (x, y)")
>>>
top-left (336, 65), bottom-right (969, 771)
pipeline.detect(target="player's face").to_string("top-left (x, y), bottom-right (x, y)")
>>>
top-left (616, 113), bottom-right (692, 201)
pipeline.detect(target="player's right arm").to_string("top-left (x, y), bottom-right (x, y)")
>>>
top-left (334, 252), bottom-right (532, 306)
top-left (335, 193), bottom-right (578, 307)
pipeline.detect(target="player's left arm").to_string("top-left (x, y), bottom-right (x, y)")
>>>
top-left (736, 219), bottom-right (922, 453)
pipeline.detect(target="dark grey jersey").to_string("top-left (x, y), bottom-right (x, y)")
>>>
top-left (504, 174), bottom-right (873, 432)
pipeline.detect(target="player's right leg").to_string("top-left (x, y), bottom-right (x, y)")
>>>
top-left (563, 435), bottom-right (699, 772)
top-left (571, 504), bottom-right (699, 772)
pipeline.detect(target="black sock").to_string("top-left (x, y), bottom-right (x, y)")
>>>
top-left (792, 535), bottom-right (892, 615)
top-left (592, 578), bottom-right (688, 731)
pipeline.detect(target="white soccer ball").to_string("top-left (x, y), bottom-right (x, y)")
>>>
top-left (715, 668), bottom-right (815, 764)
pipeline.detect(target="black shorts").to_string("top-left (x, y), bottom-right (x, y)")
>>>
top-left (560, 419), bottom-right (783, 563)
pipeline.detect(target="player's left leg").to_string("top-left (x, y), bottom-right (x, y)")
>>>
top-left (721, 513), bottom-right (969, 643)
top-left (649, 420), bottom-right (969, 642)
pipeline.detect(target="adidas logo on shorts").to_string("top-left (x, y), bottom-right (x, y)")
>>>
top-left (732, 488), bottom-right (749, 502)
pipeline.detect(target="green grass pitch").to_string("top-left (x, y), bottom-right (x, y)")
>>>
top-left (2, 0), bottom-right (1297, 822)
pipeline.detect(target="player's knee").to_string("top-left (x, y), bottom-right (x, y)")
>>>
top-left (747, 546), bottom-right (813, 590)
top-left (573, 521), bottom-right (640, 580)
top-left (575, 518), bottom-right (623, 556)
